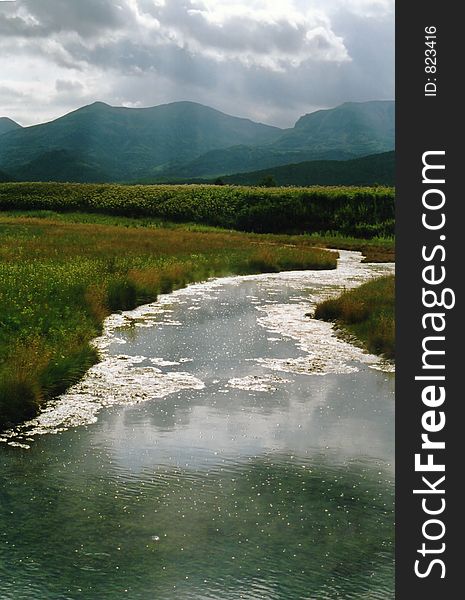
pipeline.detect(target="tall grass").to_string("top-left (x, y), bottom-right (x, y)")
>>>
top-left (0, 214), bottom-right (336, 429)
top-left (314, 275), bottom-right (395, 358)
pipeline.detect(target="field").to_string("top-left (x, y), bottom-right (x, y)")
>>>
top-left (0, 212), bottom-right (336, 429)
top-left (0, 182), bottom-right (395, 238)
top-left (314, 275), bottom-right (395, 358)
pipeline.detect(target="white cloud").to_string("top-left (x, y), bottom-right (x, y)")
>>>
top-left (343, 0), bottom-right (394, 18)
top-left (136, 0), bottom-right (350, 69)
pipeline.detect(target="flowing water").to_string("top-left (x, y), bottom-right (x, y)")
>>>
top-left (0, 251), bottom-right (395, 599)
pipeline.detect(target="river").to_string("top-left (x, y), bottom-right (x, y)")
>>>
top-left (0, 250), bottom-right (394, 599)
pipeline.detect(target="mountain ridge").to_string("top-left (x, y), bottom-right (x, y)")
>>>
top-left (0, 101), bottom-right (282, 182)
top-left (137, 100), bottom-right (395, 180)
top-left (0, 117), bottom-right (22, 137)
top-left (0, 100), bottom-right (394, 183)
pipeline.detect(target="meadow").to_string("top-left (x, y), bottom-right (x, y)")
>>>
top-left (0, 212), bottom-right (336, 429)
top-left (314, 275), bottom-right (395, 358)
top-left (0, 182), bottom-right (394, 238)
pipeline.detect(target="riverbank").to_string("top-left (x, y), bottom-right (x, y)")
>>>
top-left (314, 275), bottom-right (395, 358)
top-left (0, 212), bottom-right (336, 430)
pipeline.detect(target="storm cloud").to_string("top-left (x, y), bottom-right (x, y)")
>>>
top-left (0, 0), bottom-right (394, 127)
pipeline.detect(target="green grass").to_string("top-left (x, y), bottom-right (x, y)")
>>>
top-left (1, 210), bottom-right (395, 263)
top-left (314, 275), bottom-right (395, 359)
top-left (0, 213), bottom-right (337, 430)
top-left (0, 182), bottom-right (395, 238)
top-left (298, 233), bottom-right (394, 262)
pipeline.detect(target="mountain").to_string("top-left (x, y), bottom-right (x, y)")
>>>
top-left (0, 101), bottom-right (282, 182)
top-left (272, 101), bottom-right (394, 155)
top-left (0, 100), bottom-right (395, 183)
top-left (0, 117), bottom-right (22, 137)
top-left (163, 101), bottom-right (395, 179)
top-left (219, 151), bottom-right (395, 187)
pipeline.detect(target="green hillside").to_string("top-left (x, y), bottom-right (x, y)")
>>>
top-left (11, 149), bottom-right (109, 183)
top-left (0, 101), bottom-right (394, 183)
top-left (274, 101), bottom-right (394, 154)
top-left (0, 102), bottom-right (282, 182)
top-left (0, 169), bottom-right (13, 183)
top-left (157, 145), bottom-right (351, 181)
top-left (163, 101), bottom-right (395, 179)
top-left (220, 152), bottom-right (395, 186)
top-left (0, 117), bottom-right (22, 137)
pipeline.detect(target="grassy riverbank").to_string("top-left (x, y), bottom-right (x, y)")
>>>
top-left (0, 212), bottom-right (336, 430)
top-left (314, 275), bottom-right (395, 359)
top-left (1, 208), bottom-right (395, 263)
top-left (301, 234), bottom-right (394, 262)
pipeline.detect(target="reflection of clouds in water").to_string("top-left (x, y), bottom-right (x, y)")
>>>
top-left (100, 372), bottom-right (394, 475)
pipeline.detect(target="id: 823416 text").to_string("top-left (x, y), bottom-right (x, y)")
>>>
top-left (424, 26), bottom-right (438, 97)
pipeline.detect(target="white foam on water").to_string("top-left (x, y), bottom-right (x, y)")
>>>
top-left (3, 353), bottom-right (204, 444)
top-left (254, 302), bottom-right (378, 375)
top-left (228, 375), bottom-right (291, 392)
top-left (150, 358), bottom-right (181, 367)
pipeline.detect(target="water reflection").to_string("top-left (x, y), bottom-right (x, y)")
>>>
top-left (1, 443), bottom-right (393, 600)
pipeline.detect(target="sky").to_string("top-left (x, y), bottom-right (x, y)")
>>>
top-left (0, 0), bottom-right (394, 128)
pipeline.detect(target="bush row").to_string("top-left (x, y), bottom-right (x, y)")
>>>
top-left (0, 182), bottom-right (395, 238)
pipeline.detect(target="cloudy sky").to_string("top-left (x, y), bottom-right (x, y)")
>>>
top-left (0, 0), bottom-right (394, 128)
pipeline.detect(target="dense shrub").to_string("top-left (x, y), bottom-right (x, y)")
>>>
top-left (0, 182), bottom-right (395, 238)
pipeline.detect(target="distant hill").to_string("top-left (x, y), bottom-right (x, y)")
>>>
top-left (273, 101), bottom-right (394, 156)
top-left (0, 117), bottom-right (22, 137)
top-left (162, 101), bottom-right (395, 179)
top-left (0, 168), bottom-right (13, 182)
top-left (160, 145), bottom-right (357, 181)
top-left (11, 149), bottom-right (109, 183)
top-left (220, 151), bottom-right (395, 187)
top-left (0, 101), bottom-right (281, 182)
top-left (0, 100), bottom-right (394, 183)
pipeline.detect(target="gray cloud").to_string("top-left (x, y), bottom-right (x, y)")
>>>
top-left (138, 0), bottom-right (347, 62)
top-left (0, 0), bottom-right (394, 127)
top-left (18, 0), bottom-right (129, 36)
top-left (0, 85), bottom-right (26, 100)
top-left (55, 79), bottom-right (85, 93)
top-left (0, 13), bottom-right (47, 37)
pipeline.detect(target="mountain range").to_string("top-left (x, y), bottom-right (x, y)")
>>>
top-left (0, 100), bottom-right (394, 184)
